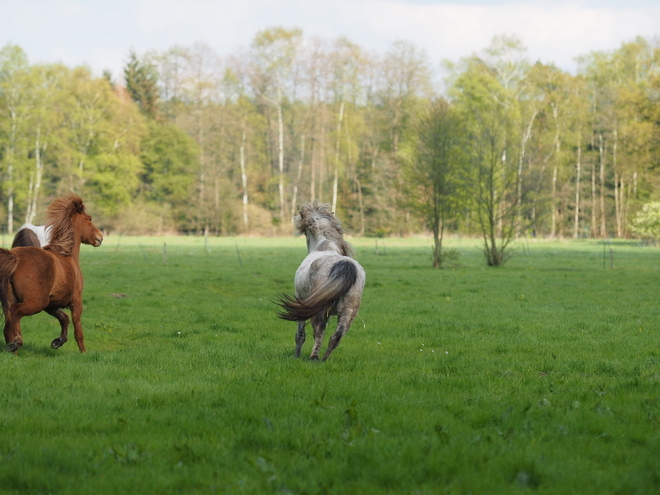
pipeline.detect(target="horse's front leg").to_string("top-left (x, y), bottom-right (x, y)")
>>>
top-left (309, 312), bottom-right (329, 361)
top-left (46, 308), bottom-right (70, 349)
top-left (295, 321), bottom-right (306, 357)
top-left (70, 302), bottom-right (86, 353)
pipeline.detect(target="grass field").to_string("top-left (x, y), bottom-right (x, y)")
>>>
top-left (1, 235), bottom-right (659, 494)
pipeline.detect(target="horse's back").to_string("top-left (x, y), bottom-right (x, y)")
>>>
top-left (12, 228), bottom-right (41, 248)
top-left (294, 251), bottom-right (340, 291)
top-left (294, 251), bottom-right (365, 298)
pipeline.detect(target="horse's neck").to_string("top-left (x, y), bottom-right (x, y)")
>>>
top-left (72, 230), bottom-right (85, 258)
top-left (307, 234), bottom-right (321, 253)
top-left (48, 233), bottom-right (82, 260)
top-left (308, 235), bottom-right (342, 255)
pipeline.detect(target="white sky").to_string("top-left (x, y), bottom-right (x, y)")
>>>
top-left (2, 0), bottom-right (659, 80)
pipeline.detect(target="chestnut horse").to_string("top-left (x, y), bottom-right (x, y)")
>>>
top-left (0, 194), bottom-right (103, 353)
top-left (277, 201), bottom-right (366, 361)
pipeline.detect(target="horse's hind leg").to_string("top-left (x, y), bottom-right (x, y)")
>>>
top-left (5, 295), bottom-right (50, 352)
top-left (322, 309), bottom-right (357, 362)
top-left (3, 312), bottom-right (14, 346)
top-left (295, 321), bottom-right (306, 357)
top-left (309, 312), bottom-right (329, 361)
top-left (46, 308), bottom-right (69, 349)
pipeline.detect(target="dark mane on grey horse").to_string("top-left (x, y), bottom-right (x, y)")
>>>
top-left (296, 201), bottom-right (354, 258)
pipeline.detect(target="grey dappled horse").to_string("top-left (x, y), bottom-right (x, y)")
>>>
top-left (277, 201), bottom-right (366, 361)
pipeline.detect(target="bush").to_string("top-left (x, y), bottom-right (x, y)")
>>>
top-left (110, 201), bottom-right (177, 235)
top-left (630, 202), bottom-right (660, 239)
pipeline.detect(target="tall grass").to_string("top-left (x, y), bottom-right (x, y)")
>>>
top-left (0, 236), bottom-right (659, 494)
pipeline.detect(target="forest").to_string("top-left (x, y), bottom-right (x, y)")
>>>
top-left (1, 30), bottom-right (659, 246)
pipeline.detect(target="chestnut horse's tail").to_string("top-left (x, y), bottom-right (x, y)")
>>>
top-left (0, 248), bottom-right (19, 314)
top-left (277, 259), bottom-right (359, 322)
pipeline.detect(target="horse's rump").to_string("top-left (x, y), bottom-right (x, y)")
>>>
top-left (0, 249), bottom-right (20, 313)
top-left (277, 259), bottom-right (359, 321)
top-left (10, 248), bottom-right (63, 306)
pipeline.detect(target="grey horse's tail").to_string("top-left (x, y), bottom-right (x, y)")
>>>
top-left (277, 259), bottom-right (358, 322)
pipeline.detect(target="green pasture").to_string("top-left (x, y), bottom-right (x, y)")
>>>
top-left (1, 235), bottom-right (659, 494)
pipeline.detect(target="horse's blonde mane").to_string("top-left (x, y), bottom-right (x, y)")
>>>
top-left (45, 194), bottom-right (86, 256)
top-left (296, 201), bottom-right (355, 258)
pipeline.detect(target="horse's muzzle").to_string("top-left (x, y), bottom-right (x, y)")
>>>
top-left (94, 233), bottom-right (104, 247)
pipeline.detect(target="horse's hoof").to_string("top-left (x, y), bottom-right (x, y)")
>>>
top-left (51, 337), bottom-right (65, 349)
top-left (309, 355), bottom-right (319, 361)
top-left (5, 342), bottom-right (19, 353)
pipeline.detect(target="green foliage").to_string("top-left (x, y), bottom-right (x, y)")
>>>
top-left (124, 51), bottom-right (159, 119)
top-left (86, 153), bottom-right (143, 217)
top-left (2, 34), bottom-right (660, 237)
top-left (451, 54), bottom-right (519, 266)
top-left (0, 237), bottom-right (659, 493)
top-left (630, 202), bottom-right (660, 239)
top-left (401, 99), bottom-right (467, 267)
top-left (140, 122), bottom-right (199, 204)
top-left (139, 121), bottom-right (199, 230)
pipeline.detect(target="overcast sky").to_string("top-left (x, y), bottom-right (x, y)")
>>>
top-left (2, 0), bottom-right (659, 80)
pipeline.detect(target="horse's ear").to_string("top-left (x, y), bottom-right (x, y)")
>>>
top-left (70, 195), bottom-right (85, 215)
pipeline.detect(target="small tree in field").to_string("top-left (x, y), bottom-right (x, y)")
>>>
top-left (630, 202), bottom-right (660, 240)
top-left (402, 99), bottom-right (465, 268)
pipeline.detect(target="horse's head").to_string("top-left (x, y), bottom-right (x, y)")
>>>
top-left (74, 212), bottom-right (103, 248)
top-left (46, 194), bottom-right (103, 255)
top-left (296, 201), bottom-right (354, 257)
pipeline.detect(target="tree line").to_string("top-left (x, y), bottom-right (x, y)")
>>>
top-left (1, 31), bottom-right (659, 254)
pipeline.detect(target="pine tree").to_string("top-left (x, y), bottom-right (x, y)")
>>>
top-left (124, 51), bottom-right (159, 119)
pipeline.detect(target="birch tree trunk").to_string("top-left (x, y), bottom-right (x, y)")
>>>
top-left (318, 105), bottom-right (326, 203)
top-left (310, 133), bottom-right (317, 201)
top-left (573, 132), bottom-right (582, 239)
top-left (239, 126), bottom-right (249, 231)
top-left (198, 112), bottom-right (206, 233)
top-left (549, 105), bottom-right (560, 239)
top-left (614, 172), bottom-right (620, 238)
top-left (612, 129), bottom-right (621, 237)
top-left (591, 163), bottom-right (597, 237)
top-left (7, 166), bottom-right (14, 235)
top-left (277, 91), bottom-right (286, 223)
top-left (290, 135), bottom-right (305, 220)
top-left (516, 109), bottom-right (538, 236)
top-left (6, 110), bottom-right (18, 235)
top-left (356, 177), bottom-right (365, 236)
top-left (598, 133), bottom-right (606, 238)
top-left (332, 100), bottom-right (345, 213)
top-left (550, 165), bottom-right (558, 238)
top-left (26, 126), bottom-right (46, 224)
